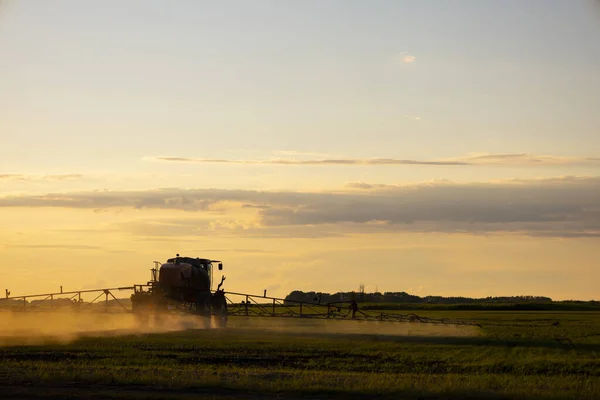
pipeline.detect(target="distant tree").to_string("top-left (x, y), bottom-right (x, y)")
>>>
top-left (359, 284), bottom-right (365, 302)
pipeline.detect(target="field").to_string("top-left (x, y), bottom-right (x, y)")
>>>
top-left (1, 310), bottom-right (600, 399)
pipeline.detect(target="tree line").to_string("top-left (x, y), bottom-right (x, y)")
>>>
top-left (285, 290), bottom-right (556, 305)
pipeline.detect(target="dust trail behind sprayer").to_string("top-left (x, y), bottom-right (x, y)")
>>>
top-left (0, 310), bottom-right (211, 346)
top-left (226, 316), bottom-right (480, 337)
top-left (0, 311), bottom-right (479, 346)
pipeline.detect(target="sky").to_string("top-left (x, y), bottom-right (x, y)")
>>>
top-left (1, 0), bottom-right (600, 301)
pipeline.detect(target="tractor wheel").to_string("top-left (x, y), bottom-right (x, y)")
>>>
top-left (211, 291), bottom-right (228, 328)
top-left (194, 293), bottom-right (212, 329)
top-left (214, 302), bottom-right (228, 328)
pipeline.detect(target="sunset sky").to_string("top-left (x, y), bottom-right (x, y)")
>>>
top-left (1, 0), bottom-right (600, 300)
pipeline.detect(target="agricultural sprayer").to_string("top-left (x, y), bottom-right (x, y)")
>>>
top-left (1, 254), bottom-right (480, 329)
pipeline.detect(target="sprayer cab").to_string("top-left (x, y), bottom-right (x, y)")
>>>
top-left (159, 254), bottom-right (223, 293)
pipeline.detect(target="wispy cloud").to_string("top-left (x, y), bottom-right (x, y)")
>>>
top-left (395, 52), bottom-right (416, 64)
top-left (144, 153), bottom-right (600, 167)
top-left (146, 156), bottom-right (469, 166)
top-left (346, 178), bottom-right (453, 190)
top-left (0, 174), bottom-right (83, 182)
top-left (402, 114), bottom-right (421, 121)
top-left (7, 244), bottom-right (102, 250)
top-left (273, 150), bottom-right (339, 158)
top-left (189, 248), bottom-right (274, 254)
top-left (445, 153), bottom-right (598, 166)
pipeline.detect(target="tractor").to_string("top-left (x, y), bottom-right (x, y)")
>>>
top-left (131, 254), bottom-right (228, 327)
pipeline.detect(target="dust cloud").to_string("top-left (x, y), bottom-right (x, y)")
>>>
top-left (0, 311), bottom-right (479, 347)
top-left (226, 316), bottom-right (480, 337)
top-left (0, 310), bottom-right (211, 346)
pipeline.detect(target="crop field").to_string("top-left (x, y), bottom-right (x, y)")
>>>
top-left (1, 310), bottom-right (599, 400)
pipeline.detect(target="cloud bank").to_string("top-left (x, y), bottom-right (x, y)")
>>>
top-left (0, 176), bottom-right (599, 238)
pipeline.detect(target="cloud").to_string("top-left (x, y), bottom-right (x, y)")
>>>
top-left (395, 52), bottom-right (416, 64)
top-left (273, 150), bottom-right (339, 158)
top-left (257, 177), bottom-right (600, 239)
top-left (445, 153), bottom-right (596, 166)
top-left (1, 177), bottom-right (599, 238)
top-left (345, 179), bottom-right (453, 190)
top-left (144, 153), bottom-right (600, 167)
top-left (7, 244), bottom-right (102, 250)
top-left (146, 156), bottom-right (470, 166)
top-left (345, 182), bottom-right (378, 190)
top-left (526, 231), bottom-right (600, 238)
top-left (0, 174), bottom-right (83, 182)
top-left (116, 218), bottom-right (343, 240)
top-left (242, 204), bottom-right (271, 209)
top-left (0, 188), bottom-right (227, 210)
top-left (192, 248), bottom-right (274, 254)
top-left (403, 114), bottom-right (421, 121)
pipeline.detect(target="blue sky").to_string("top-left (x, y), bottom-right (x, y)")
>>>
top-left (1, 1), bottom-right (600, 299)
